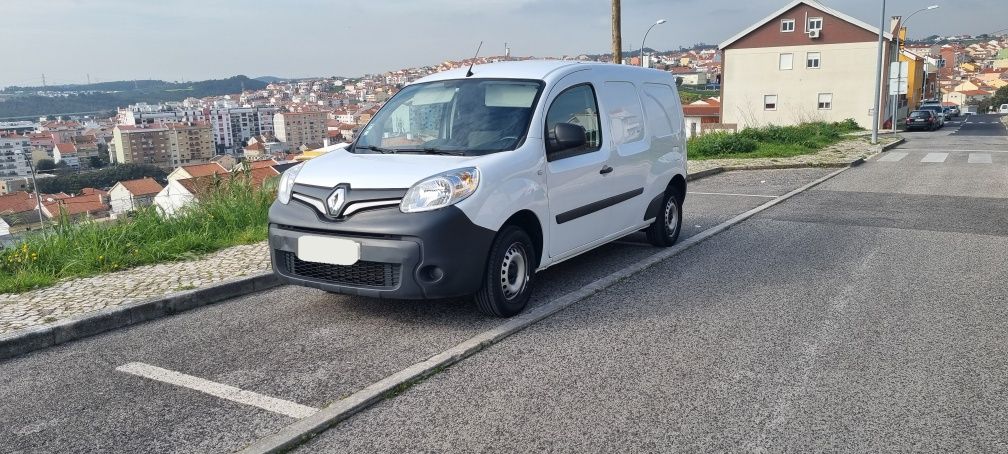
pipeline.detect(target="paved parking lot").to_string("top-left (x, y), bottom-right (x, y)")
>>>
top-left (3, 115), bottom-right (1004, 453)
top-left (0, 167), bottom-right (839, 453)
top-left (299, 115), bottom-right (1008, 452)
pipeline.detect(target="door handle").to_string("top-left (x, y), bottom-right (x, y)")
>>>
top-left (599, 165), bottom-right (614, 175)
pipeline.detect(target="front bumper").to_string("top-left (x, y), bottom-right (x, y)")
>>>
top-left (268, 199), bottom-right (496, 300)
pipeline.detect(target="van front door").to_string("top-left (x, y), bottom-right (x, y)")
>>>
top-left (544, 74), bottom-right (621, 258)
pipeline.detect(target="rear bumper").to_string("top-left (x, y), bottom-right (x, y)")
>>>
top-left (268, 200), bottom-right (496, 300)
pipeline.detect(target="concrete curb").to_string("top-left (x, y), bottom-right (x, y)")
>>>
top-left (686, 167), bottom-right (725, 181)
top-left (0, 272), bottom-right (281, 361)
top-left (881, 136), bottom-right (906, 152)
top-left (238, 165), bottom-right (854, 454)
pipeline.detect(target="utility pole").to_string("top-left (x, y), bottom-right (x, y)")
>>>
top-left (24, 150), bottom-right (45, 228)
top-left (41, 73), bottom-right (46, 89)
top-left (870, 0), bottom-right (887, 145)
top-left (612, 0), bottom-right (622, 64)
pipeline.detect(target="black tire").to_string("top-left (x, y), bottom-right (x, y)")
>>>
top-left (646, 187), bottom-right (683, 247)
top-left (474, 226), bottom-right (535, 317)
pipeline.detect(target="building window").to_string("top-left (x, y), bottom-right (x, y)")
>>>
top-left (779, 53), bottom-right (793, 70)
top-left (808, 17), bottom-right (823, 31)
top-left (781, 19), bottom-right (795, 32)
top-left (818, 93), bottom-right (832, 110)
top-left (807, 52), bottom-right (821, 68)
top-left (764, 95), bottom-right (778, 110)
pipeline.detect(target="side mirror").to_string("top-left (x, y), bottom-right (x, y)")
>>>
top-left (547, 122), bottom-right (587, 154)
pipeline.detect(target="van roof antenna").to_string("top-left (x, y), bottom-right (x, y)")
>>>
top-left (466, 41), bottom-right (483, 77)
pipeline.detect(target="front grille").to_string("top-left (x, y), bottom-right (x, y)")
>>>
top-left (278, 250), bottom-right (400, 288)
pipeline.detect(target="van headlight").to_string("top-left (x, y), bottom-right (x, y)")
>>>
top-left (400, 167), bottom-right (480, 213)
top-left (277, 163), bottom-right (304, 204)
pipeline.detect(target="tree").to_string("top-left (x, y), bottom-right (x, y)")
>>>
top-left (991, 86), bottom-right (1008, 109)
top-left (36, 158), bottom-right (56, 171)
top-left (675, 76), bottom-right (684, 87)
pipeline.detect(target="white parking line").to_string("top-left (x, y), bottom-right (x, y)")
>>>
top-left (116, 362), bottom-right (318, 419)
top-left (892, 149), bottom-right (1008, 153)
top-left (876, 151), bottom-right (908, 162)
top-left (921, 153), bottom-right (949, 163)
top-left (968, 153), bottom-right (993, 164)
top-left (687, 191), bottom-right (778, 198)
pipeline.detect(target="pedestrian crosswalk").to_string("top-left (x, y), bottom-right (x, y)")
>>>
top-left (875, 152), bottom-right (1001, 164)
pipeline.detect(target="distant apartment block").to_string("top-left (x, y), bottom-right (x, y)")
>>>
top-left (113, 122), bottom-right (214, 170)
top-left (273, 111), bottom-right (327, 149)
top-left (119, 103), bottom-right (276, 154)
top-left (0, 136), bottom-right (33, 178)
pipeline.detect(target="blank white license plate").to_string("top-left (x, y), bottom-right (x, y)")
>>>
top-left (296, 236), bottom-right (360, 265)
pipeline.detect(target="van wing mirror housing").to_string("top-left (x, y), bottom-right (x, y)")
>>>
top-left (548, 123), bottom-right (587, 154)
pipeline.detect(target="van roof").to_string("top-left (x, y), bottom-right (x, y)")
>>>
top-left (414, 60), bottom-right (660, 85)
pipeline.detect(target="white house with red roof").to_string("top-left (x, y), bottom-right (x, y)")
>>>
top-left (108, 177), bottom-right (164, 216)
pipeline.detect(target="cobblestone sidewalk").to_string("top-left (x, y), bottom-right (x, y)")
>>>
top-left (689, 135), bottom-right (899, 174)
top-left (0, 242), bottom-right (270, 335)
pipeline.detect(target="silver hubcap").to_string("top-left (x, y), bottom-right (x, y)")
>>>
top-left (500, 244), bottom-right (528, 300)
top-left (665, 197), bottom-right (679, 234)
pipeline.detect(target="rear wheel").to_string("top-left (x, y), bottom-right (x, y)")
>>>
top-left (646, 187), bottom-right (683, 247)
top-left (474, 226), bottom-right (535, 317)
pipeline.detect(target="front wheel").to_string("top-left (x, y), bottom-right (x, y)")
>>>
top-left (474, 226), bottom-right (535, 317)
top-left (646, 188), bottom-right (683, 247)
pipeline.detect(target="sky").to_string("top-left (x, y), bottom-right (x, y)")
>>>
top-left (2, 0), bottom-right (1006, 88)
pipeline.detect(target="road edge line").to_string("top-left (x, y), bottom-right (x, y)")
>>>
top-left (237, 165), bottom-right (852, 454)
top-left (0, 272), bottom-right (281, 361)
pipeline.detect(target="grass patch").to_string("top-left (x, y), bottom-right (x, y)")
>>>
top-left (689, 120), bottom-right (861, 161)
top-left (0, 176), bottom-right (276, 294)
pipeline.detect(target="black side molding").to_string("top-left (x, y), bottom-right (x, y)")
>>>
top-left (556, 188), bottom-right (644, 225)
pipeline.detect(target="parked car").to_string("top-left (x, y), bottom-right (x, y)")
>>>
top-left (267, 61), bottom-right (689, 317)
top-left (1000, 103), bottom-right (1008, 114)
top-left (906, 110), bottom-right (939, 131)
top-left (947, 105), bottom-right (960, 117)
top-left (919, 105), bottom-right (946, 127)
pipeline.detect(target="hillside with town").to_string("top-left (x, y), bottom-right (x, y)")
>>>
top-left (0, 5), bottom-right (1007, 244)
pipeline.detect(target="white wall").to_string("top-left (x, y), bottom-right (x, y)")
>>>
top-left (723, 42), bottom-right (881, 129)
top-left (153, 180), bottom-right (196, 217)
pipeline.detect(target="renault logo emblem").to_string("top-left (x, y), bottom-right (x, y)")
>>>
top-left (326, 187), bottom-right (347, 217)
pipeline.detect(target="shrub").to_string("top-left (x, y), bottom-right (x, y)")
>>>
top-left (689, 132), bottom-right (758, 156)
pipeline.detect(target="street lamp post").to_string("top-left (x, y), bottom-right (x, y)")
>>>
top-left (871, 0), bottom-right (887, 145)
top-left (641, 19), bottom-right (667, 67)
top-left (892, 5), bottom-right (939, 132)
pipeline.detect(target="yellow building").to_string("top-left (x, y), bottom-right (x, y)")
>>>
top-left (899, 49), bottom-right (926, 110)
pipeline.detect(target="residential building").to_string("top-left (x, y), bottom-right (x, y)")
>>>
top-left (683, 98), bottom-right (722, 138)
top-left (942, 90), bottom-right (992, 106)
top-left (53, 143), bottom-right (82, 170)
top-left (120, 104), bottom-right (277, 154)
top-left (108, 177), bottom-right (164, 216)
top-left (113, 123), bottom-right (214, 170)
top-left (273, 111), bottom-right (327, 149)
top-left (154, 166), bottom-right (279, 217)
top-left (42, 193), bottom-right (110, 221)
top-left (166, 162), bottom-right (228, 183)
top-left (113, 125), bottom-right (172, 168)
top-left (165, 122), bottom-right (215, 167)
top-left (0, 191), bottom-right (45, 233)
top-left (0, 135), bottom-right (33, 178)
top-left (0, 178), bottom-right (29, 194)
top-left (719, 0), bottom-right (895, 129)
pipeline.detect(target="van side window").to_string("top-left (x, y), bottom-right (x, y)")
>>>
top-left (641, 83), bottom-right (678, 138)
top-left (545, 84), bottom-right (601, 160)
top-left (600, 81), bottom-right (645, 146)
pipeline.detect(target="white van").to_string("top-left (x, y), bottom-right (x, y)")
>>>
top-left (1000, 103), bottom-right (1008, 114)
top-left (268, 61), bottom-right (688, 316)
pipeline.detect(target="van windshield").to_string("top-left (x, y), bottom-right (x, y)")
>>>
top-left (353, 79), bottom-right (544, 156)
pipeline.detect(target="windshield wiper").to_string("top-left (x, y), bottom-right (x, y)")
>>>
top-left (355, 145), bottom-right (395, 154)
top-left (395, 147), bottom-right (466, 156)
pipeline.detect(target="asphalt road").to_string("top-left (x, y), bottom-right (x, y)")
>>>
top-left (0, 167), bottom-right (839, 453)
top-left (300, 117), bottom-right (1008, 452)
